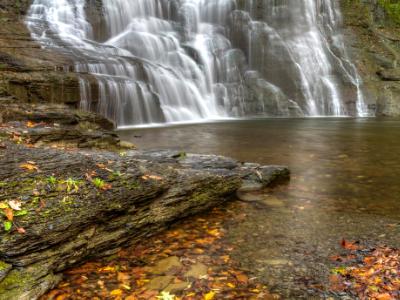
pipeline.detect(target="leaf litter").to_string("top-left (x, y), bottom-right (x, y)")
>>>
top-left (329, 240), bottom-right (399, 299)
top-left (40, 206), bottom-right (279, 300)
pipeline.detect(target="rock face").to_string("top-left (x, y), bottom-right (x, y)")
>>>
top-left (0, 1), bottom-right (83, 108)
top-left (341, 0), bottom-right (400, 116)
top-left (0, 140), bottom-right (289, 299)
top-left (0, 101), bottom-right (124, 150)
top-left (1, 0), bottom-right (399, 118)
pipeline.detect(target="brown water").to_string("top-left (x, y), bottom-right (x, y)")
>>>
top-left (119, 118), bottom-right (400, 298)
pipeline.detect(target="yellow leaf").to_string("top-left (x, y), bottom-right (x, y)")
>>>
top-left (121, 284), bottom-right (131, 290)
top-left (26, 121), bottom-right (36, 128)
top-left (99, 266), bottom-right (116, 273)
top-left (0, 202), bottom-right (9, 209)
top-left (227, 282), bottom-right (236, 288)
top-left (110, 289), bottom-right (123, 297)
top-left (204, 291), bottom-right (215, 300)
top-left (19, 163), bottom-right (39, 172)
top-left (207, 229), bottom-right (221, 237)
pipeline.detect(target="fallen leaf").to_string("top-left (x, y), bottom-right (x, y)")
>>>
top-left (156, 291), bottom-right (175, 300)
top-left (141, 174), bottom-right (163, 181)
top-left (120, 284), bottom-right (131, 290)
top-left (376, 294), bottom-right (392, 300)
top-left (110, 289), bottom-right (123, 297)
top-left (341, 239), bottom-right (359, 250)
top-left (236, 273), bottom-right (249, 284)
top-left (17, 227), bottom-right (26, 234)
top-left (204, 291), bottom-right (215, 300)
top-left (207, 229), bottom-right (221, 237)
top-left (117, 272), bottom-right (130, 282)
top-left (20, 162), bottom-right (39, 172)
top-left (4, 208), bottom-right (13, 221)
top-left (26, 121), bottom-right (36, 128)
top-left (101, 183), bottom-right (112, 191)
top-left (3, 221), bottom-right (12, 231)
top-left (99, 266), bottom-right (116, 273)
top-left (8, 200), bottom-right (22, 211)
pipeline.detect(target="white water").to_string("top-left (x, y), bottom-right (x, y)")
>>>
top-left (26, 0), bottom-right (369, 126)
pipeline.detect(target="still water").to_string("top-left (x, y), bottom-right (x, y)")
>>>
top-left (120, 118), bottom-right (400, 298)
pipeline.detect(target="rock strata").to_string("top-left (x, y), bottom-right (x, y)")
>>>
top-left (0, 139), bottom-right (289, 299)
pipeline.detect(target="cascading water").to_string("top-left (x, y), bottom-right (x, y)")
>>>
top-left (26, 0), bottom-right (369, 127)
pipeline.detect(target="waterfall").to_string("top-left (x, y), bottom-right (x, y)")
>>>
top-left (26, 0), bottom-right (368, 127)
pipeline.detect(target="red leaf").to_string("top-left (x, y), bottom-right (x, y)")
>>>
top-left (341, 239), bottom-right (359, 250)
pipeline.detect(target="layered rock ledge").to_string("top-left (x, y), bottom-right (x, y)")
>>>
top-left (0, 139), bottom-right (289, 299)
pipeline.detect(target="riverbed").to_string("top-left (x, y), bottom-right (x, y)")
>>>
top-left (120, 118), bottom-right (400, 298)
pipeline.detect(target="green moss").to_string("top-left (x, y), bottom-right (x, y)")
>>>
top-left (0, 268), bottom-right (31, 289)
top-left (378, 0), bottom-right (400, 25)
top-left (0, 261), bottom-right (11, 272)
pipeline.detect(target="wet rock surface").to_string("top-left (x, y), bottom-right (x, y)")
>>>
top-left (0, 101), bottom-right (125, 150)
top-left (341, 1), bottom-right (400, 116)
top-left (0, 137), bottom-right (289, 299)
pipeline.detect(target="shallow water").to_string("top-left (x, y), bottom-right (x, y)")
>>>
top-left (119, 118), bottom-right (400, 298)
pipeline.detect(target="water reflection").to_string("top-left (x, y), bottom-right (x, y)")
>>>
top-left (119, 118), bottom-right (400, 297)
top-left (120, 118), bottom-right (400, 215)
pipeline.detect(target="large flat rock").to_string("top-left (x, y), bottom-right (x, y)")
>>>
top-left (0, 141), bottom-right (289, 299)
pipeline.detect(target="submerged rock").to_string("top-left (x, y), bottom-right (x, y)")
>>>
top-left (184, 263), bottom-right (208, 279)
top-left (148, 256), bottom-right (182, 275)
top-left (145, 276), bottom-right (175, 291)
top-left (164, 281), bottom-right (191, 294)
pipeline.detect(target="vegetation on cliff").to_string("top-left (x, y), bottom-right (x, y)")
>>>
top-left (378, 0), bottom-right (400, 25)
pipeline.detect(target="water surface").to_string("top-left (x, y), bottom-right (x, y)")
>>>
top-left (119, 118), bottom-right (400, 298)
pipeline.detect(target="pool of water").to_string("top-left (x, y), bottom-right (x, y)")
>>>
top-left (119, 118), bottom-right (400, 298)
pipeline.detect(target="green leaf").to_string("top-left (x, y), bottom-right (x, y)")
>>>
top-left (4, 221), bottom-right (12, 231)
top-left (14, 210), bottom-right (28, 217)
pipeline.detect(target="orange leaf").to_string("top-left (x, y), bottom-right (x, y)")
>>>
top-left (341, 239), bottom-right (359, 250)
top-left (364, 256), bottom-right (375, 264)
top-left (26, 121), bottom-right (36, 128)
top-left (55, 294), bottom-right (69, 300)
top-left (4, 208), bottom-right (13, 221)
top-left (101, 183), bottom-right (112, 191)
top-left (117, 272), bottom-right (130, 282)
top-left (376, 293), bottom-right (393, 300)
top-left (236, 273), bottom-right (248, 284)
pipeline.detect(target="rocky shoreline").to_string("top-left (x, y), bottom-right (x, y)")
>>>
top-left (0, 103), bottom-right (289, 299)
